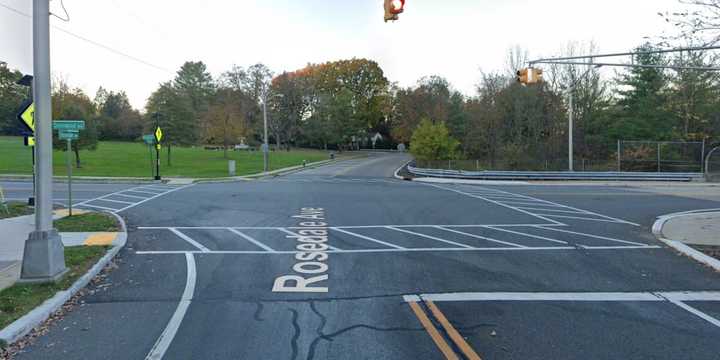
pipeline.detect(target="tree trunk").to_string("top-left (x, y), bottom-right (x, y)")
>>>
top-left (167, 145), bottom-right (172, 167)
top-left (74, 147), bottom-right (81, 168)
top-left (276, 133), bottom-right (281, 151)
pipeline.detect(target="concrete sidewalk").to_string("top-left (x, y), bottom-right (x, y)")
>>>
top-left (653, 210), bottom-right (720, 271)
top-left (0, 209), bottom-right (123, 290)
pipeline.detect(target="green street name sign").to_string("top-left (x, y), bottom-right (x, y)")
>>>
top-left (59, 130), bottom-right (79, 140)
top-left (142, 134), bottom-right (156, 144)
top-left (53, 120), bottom-right (85, 131)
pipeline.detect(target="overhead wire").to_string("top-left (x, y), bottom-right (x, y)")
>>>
top-left (49, 0), bottom-right (69, 22)
top-left (0, 1), bottom-right (174, 74)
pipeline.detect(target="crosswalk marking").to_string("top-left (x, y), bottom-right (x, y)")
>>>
top-left (138, 224), bottom-right (658, 255)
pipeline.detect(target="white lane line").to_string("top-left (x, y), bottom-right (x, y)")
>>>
top-left (436, 226), bottom-right (528, 248)
top-left (500, 201), bottom-right (567, 208)
top-left (96, 198), bottom-right (135, 205)
top-left (145, 253), bottom-right (197, 360)
top-left (425, 184), bottom-right (565, 226)
top-left (136, 246), bottom-right (580, 255)
top-left (227, 228), bottom-right (276, 252)
top-left (537, 226), bottom-right (649, 246)
top-left (136, 224), bottom-right (564, 231)
top-left (581, 245), bottom-right (661, 250)
top-left (542, 214), bottom-right (641, 224)
top-left (486, 226), bottom-right (569, 245)
top-left (78, 203), bottom-right (122, 211)
top-left (388, 226), bottom-right (475, 249)
top-left (115, 193), bottom-right (149, 199)
top-left (415, 291), bottom-right (720, 303)
top-left (116, 185), bottom-right (194, 213)
top-left (516, 207), bottom-right (590, 215)
top-left (667, 299), bottom-right (720, 328)
top-left (169, 228), bottom-right (210, 252)
top-left (416, 292), bottom-right (665, 302)
top-left (278, 228), bottom-right (341, 251)
top-left (124, 189), bottom-right (162, 196)
top-left (409, 291), bottom-right (720, 330)
top-left (330, 228), bottom-right (406, 249)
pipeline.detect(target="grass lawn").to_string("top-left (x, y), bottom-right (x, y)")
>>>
top-left (0, 246), bottom-right (108, 330)
top-left (55, 212), bottom-right (119, 232)
top-left (0, 202), bottom-right (32, 220)
top-left (0, 136), bottom-right (332, 178)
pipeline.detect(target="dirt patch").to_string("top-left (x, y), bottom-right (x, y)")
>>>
top-left (692, 245), bottom-right (720, 261)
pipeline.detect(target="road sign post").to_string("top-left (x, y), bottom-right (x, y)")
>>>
top-left (154, 126), bottom-right (163, 181)
top-left (21, 0), bottom-right (67, 283)
top-left (59, 130), bottom-right (79, 216)
top-left (66, 139), bottom-right (73, 216)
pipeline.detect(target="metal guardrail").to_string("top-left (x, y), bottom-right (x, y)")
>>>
top-left (408, 164), bottom-right (704, 182)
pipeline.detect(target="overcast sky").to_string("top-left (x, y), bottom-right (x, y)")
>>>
top-left (1, 0), bottom-right (682, 109)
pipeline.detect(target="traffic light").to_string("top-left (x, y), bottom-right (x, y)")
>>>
top-left (517, 68), bottom-right (529, 84)
top-left (384, 0), bottom-right (405, 22)
top-left (516, 68), bottom-right (543, 85)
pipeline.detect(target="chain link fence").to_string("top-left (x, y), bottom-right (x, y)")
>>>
top-left (707, 147), bottom-right (720, 182)
top-left (415, 140), bottom-right (707, 174)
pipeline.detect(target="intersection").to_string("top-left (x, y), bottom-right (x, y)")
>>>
top-left (13, 153), bottom-right (720, 359)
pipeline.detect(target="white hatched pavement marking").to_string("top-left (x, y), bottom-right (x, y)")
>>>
top-left (331, 227), bottom-right (406, 249)
top-left (486, 226), bottom-right (569, 245)
top-left (75, 184), bottom-right (193, 213)
top-left (137, 225), bottom-right (654, 251)
top-left (169, 228), bottom-right (210, 252)
top-left (536, 226), bottom-right (649, 247)
top-left (436, 226), bottom-right (527, 248)
top-left (228, 228), bottom-right (276, 252)
top-left (388, 226), bottom-right (475, 249)
top-left (425, 183), bottom-right (565, 226)
top-left (405, 291), bottom-right (720, 329)
top-left (429, 183), bottom-right (641, 226)
top-left (277, 228), bottom-right (342, 251)
top-left (145, 253), bottom-right (196, 360)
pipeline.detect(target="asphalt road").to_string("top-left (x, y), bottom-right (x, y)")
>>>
top-left (15, 152), bottom-right (720, 359)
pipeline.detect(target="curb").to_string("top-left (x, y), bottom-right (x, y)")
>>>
top-left (0, 175), bottom-right (157, 184)
top-left (652, 211), bottom-right (720, 272)
top-left (0, 212), bottom-right (128, 345)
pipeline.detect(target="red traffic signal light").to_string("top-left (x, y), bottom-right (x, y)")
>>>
top-left (385, 0), bottom-right (405, 22)
top-left (389, 0), bottom-right (405, 14)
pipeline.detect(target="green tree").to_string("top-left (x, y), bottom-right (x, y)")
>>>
top-left (51, 83), bottom-right (98, 168)
top-left (409, 119), bottom-right (459, 161)
top-left (203, 88), bottom-right (249, 158)
top-left (612, 44), bottom-right (674, 141)
top-left (95, 89), bottom-right (143, 141)
top-left (0, 63), bottom-right (28, 135)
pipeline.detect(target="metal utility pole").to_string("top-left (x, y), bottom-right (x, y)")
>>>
top-left (260, 89), bottom-right (282, 173)
top-left (261, 90), bottom-right (269, 173)
top-left (568, 92), bottom-right (574, 171)
top-left (21, 0), bottom-right (67, 282)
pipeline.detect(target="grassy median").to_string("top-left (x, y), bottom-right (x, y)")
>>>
top-left (0, 136), bottom-right (332, 178)
top-left (54, 212), bottom-right (120, 232)
top-left (0, 202), bottom-right (33, 220)
top-left (0, 246), bottom-right (109, 330)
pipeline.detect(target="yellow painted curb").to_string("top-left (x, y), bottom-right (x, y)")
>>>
top-left (84, 232), bottom-right (118, 246)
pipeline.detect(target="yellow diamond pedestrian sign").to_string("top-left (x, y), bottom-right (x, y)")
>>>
top-left (18, 101), bottom-right (35, 133)
top-left (155, 127), bottom-right (163, 143)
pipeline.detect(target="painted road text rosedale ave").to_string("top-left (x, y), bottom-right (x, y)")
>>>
top-left (272, 208), bottom-right (330, 293)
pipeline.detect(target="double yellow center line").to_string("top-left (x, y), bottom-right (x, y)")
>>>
top-left (408, 300), bottom-right (482, 360)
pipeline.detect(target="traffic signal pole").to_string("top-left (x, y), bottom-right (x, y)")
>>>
top-left (21, 0), bottom-right (67, 283)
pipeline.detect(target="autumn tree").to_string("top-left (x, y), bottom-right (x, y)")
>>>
top-left (203, 88), bottom-right (248, 158)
